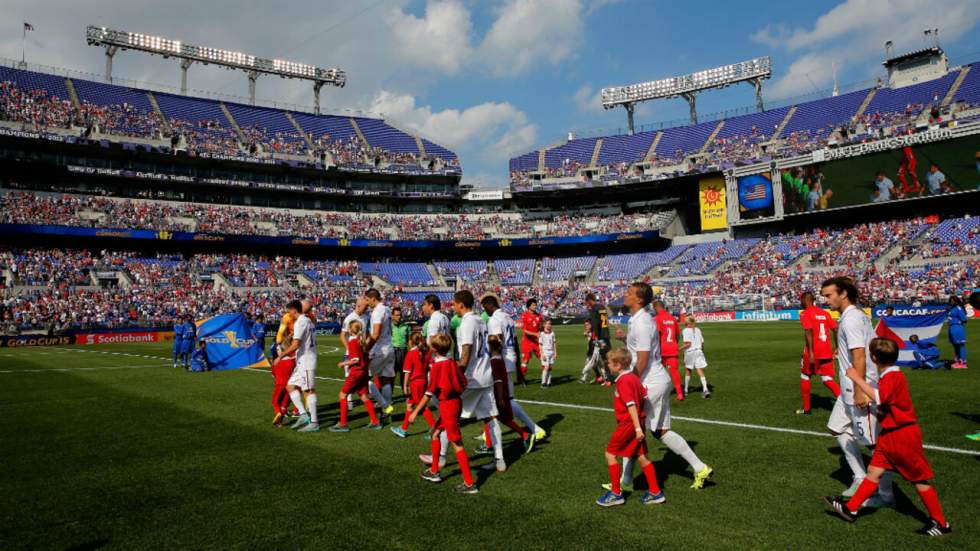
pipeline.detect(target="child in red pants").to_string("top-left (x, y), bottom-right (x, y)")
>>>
top-left (271, 355), bottom-right (295, 427)
top-left (391, 332), bottom-right (436, 437)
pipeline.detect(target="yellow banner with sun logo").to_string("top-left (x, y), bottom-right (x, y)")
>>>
top-left (699, 177), bottom-right (728, 230)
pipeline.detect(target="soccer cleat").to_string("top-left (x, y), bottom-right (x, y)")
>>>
top-left (473, 434), bottom-right (487, 441)
top-left (455, 483), bottom-right (479, 495)
top-left (578, 376), bottom-right (588, 384)
top-left (291, 413), bottom-right (310, 430)
top-left (595, 490), bottom-right (625, 507)
top-left (535, 427), bottom-right (548, 440)
top-left (795, 409), bottom-right (812, 416)
top-left (297, 423), bottom-right (320, 433)
top-left (328, 423), bottom-right (350, 433)
top-left (366, 423), bottom-right (383, 431)
top-left (640, 490), bottom-right (666, 505)
top-left (474, 444), bottom-right (494, 455)
top-left (524, 433), bottom-right (537, 454)
top-left (481, 459), bottom-right (507, 472)
top-left (383, 404), bottom-right (395, 415)
top-left (390, 426), bottom-right (408, 438)
top-left (420, 469), bottom-right (443, 484)
top-left (419, 454), bottom-right (447, 469)
top-left (703, 391), bottom-right (711, 399)
top-left (602, 482), bottom-right (633, 493)
top-left (272, 412), bottom-right (284, 427)
top-left (966, 431), bottom-right (980, 441)
top-left (691, 465), bottom-right (713, 489)
top-left (823, 496), bottom-right (857, 522)
top-left (842, 477), bottom-right (865, 498)
top-left (918, 519), bottom-right (952, 537)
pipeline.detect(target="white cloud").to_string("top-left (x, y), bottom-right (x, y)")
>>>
top-left (754, 0), bottom-right (980, 98)
top-left (388, 0), bottom-right (473, 74)
top-left (573, 83), bottom-right (603, 113)
top-left (479, 0), bottom-right (586, 76)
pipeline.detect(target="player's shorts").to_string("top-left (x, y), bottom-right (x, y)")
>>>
top-left (541, 351), bottom-right (556, 366)
top-left (179, 342), bottom-right (193, 354)
top-left (287, 368), bottom-right (316, 391)
top-left (521, 341), bottom-right (540, 362)
top-left (642, 377), bottom-right (672, 432)
top-left (662, 356), bottom-right (679, 370)
top-left (341, 368), bottom-right (369, 395)
top-left (460, 386), bottom-right (498, 420)
top-left (436, 397), bottom-right (463, 442)
top-left (827, 396), bottom-right (879, 446)
top-left (683, 350), bottom-right (707, 370)
top-left (271, 357), bottom-right (296, 385)
top-left (606, 421), bottom-right (648, 457)
top-left (870, 424), bottom-right (934, 482)
top-left (948, 325), bottom-right (966, 345)
top-left (800, 356), bottom-right (834, 377)
top-left (368, 350), bottom-right (396, 378)
top-left (408, 379), bottom-right (427, 405)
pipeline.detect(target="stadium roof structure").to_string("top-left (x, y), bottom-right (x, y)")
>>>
top-left (602, 56), bottom-right (772, 132)
top-left (85, 25), bottom-right (345, 114)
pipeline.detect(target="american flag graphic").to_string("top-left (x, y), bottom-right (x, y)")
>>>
top-left (743, 183), bottom-right (768, 200)
top-left (23, 22), bottom-right (34, 32)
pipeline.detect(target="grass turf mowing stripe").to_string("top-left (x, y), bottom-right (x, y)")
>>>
top-left (0, 364), bottom-right (174, 373)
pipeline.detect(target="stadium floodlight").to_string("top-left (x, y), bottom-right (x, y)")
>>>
top-left (86, 26), bottom-right (346, 113)
top-left (601, 56), bottom-right (772, 132)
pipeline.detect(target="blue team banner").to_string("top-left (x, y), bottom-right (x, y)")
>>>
top-left (195, 313), bottom-right (270, 371)
top-left (873, 305), bottom-right (949, 367)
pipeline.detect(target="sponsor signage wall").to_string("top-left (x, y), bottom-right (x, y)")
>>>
top-left (735, 310), bottom-right (801, 321)
top-left (75, 331), bottom-right (170, 345)
top-left (0, 335), bottom-right (74, 347)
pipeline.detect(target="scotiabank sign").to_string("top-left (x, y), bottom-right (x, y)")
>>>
top-left (75, 331), bottom-right (167, 345)
top-left (0, 335), bottom-right (74, 347)
top-left (693, 311), bottom-right (737, 322)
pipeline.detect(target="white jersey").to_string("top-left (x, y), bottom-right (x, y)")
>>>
top-left (369, 303), bottom-right (393, 358)
top-left (540, 331), bottom-right (556, 354)
top-left (682, 327), bottom-right (704, 351)
top-left (487, 309), bottom-right (518, 372)
top-left (458, 311), bottom-right (492, 388)
top-left (836, 304), bottom-right (879, 405)
top-left (293, 315), bottom-right (317, 371)
top-left (627, 308), bottom-right (669, 385)
top-left (342, 310), bottom-right (369, 335)
top-left (427, 310), bottom-right (450, 339)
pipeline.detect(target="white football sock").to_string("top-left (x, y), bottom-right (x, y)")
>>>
top-left (510, 400), bottom-right (539, 433)
top-left (490, 419), bottom-right (504, 462)
top-left (306, 394), bottom-right (318, 424)
top-left (368, 381), bottom-right (387, 408)
top-left (439, 431), bottom-right (449, 459)
top-left (836, 433), bottom-right (867, 479)
top-left (700, 376), bottom-right (708, 391)
top-left (289, 390), bottom-right (307, 415)
top-left (684, 374), bottom-right (691, 394)
top-left (621, 457), bottom-right (636, 486)
top-left (381, 383), bottom-right (392, 406)
top-left (660, 430), bottom-right (706, 472)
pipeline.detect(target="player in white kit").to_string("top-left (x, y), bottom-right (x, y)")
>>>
top-left (610, 282), bottom-right (713, 492)
top-left (820, 277), bottom-right (894, 506)
top-left (276, 299), bottom-right (320, 432)
top-left (681, 315), bottom-right (710, 398)
top-left (539, 320), bottom-right (557, 388)
top-left (363, 288), bottom-right (396, 418)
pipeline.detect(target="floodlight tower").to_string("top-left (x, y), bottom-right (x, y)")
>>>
top-left (601, 56), bottom-right (772, 132)
top-left (86, 26), bottom-right (346, 111)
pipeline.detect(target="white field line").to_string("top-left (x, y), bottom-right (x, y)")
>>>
top-left (0, 363), bottom-right (172, 373)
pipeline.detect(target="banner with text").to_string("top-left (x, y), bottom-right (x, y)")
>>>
top-left (698, 176), bottom-right (728, 230)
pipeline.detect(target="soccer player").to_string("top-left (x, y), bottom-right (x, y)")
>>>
top-left (653, 300), bottom-right (684, 400)
top-left (275, 300), bottom-right (320, 432)
top-left (340, 298), bottom-right (371, 410)
top-left (179, 315), bottom-right (195, 370)
top-left (947, 295), bottom-right (968, 369)
top-left (172, 317), bottom-right (184, 369)
top-left (611, 282), bottom-right (713, 492)
top-left (363, 288), bottom-right (396, 418)
top-left (584, 293), bottom-right (611, 384)
top-left (330, 320), bottom-right (381, 432)
top-left (391, 332), bottom-right (435, 437)
top-left (825, 338), bottom-right (952, 537)
top-left (821, 277), bottom-right (894, 504)
top-left (596, 348), bottom-right (665, 507)
top-left (482, 294), bottom-right (547, 450)
top-left (539, 320), bottom-right (556, 388)
top-left (409, 333), bottom-right (478, 494)
top-left (520, 298), bottom-right (544, 379)
top-left (908, 334), bottom-right (942, 370)
top-left (271, 350), bottom-right (295, 427)
top-left (487, 334), bottom-right (531, 458)
top-left (681, 315), bottom-right (710, 398)
top-left (797, 291), bottom-right (841, 415)
top-left (422, 294), bottom-right (450, 347)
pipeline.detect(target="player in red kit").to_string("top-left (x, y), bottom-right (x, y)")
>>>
top-left (271, 353), bottom-right (295, 427)
top-left (329, 320), bottom-right (380, 432)
top-left (520, 298), bottom-right (543, 379)
top-left (897, 146), bottom-right (922, 196)
top-left (797, 291), bottom-right (841, 415)
top-left (596, 348), bottom-right (665, 507)
top-left (825, 339), bottom-right (951, 537)
top-left (653, 300), bottom-right (684, 401)
top-left (409, 333), bottom-right (478, 494)
top-left (391, 332), bottom-right (435, 437)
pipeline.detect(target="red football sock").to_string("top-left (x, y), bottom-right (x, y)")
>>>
top-left (483, 423), bottom-right (492, 447)
top-left (401, 412), bottom-right (411, 431)
top-left (846, 478), bottom-right (879, 513)
top-left (917, 486), bottom-right (947, 526)
top-left (430, 438), bottom-right (443, 474)
top-left (608, 462), bottom-right (622, 495)
top-left (364, 399), bottom-right (379, 424)
top-left (456, 449), bottom-right (474, 486)
top-left (422, 408), bottom-right (436, 429)
top-left (339, 399), bottom-right (349, 426)
top-left (668, 366), bottom-right (684, 399)
top-left (800, 378), bottom-right (811, 411)
top-left (823, 378), bottom-right (841, 398)
top-left (642, 462), bottom-right (660, 493)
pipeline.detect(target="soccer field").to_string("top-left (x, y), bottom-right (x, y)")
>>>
top-left (0, 322), bottom-right (977, 550)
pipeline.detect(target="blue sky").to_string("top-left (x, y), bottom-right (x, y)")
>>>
top-left (3, 0), bottom-right (979, 188)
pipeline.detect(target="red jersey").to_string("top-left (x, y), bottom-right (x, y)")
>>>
top-left (655, 310), bottom-right (680, 357)
top-left (521, 311), bottom-right (542, 343)
top-left (612, 371), bottom-right (647, 425)
top-left (403, 347), bottom-right (427, 383)
top-left (801, 306), bottom-right (837, 360)
top-left (271, 356), bottom-right (295, 385)
top-left (876, 367), bottom-right (917, 431)
top-left (426, 356), bottom-right (467, 401)
top-left (345, 336), bottom-right (365, 371)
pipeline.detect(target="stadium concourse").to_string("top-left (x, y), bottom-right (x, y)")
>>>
top-left (1, 207), bottom-right (977, 331)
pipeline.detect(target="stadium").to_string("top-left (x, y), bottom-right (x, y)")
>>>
top-left (1, 3), bottom-right (979, 549)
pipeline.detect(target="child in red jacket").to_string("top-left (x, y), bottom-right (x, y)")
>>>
top-left (392, 332), bottom-right (436, 437)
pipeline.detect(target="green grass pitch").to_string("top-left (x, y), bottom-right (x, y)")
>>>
top-left (0, 322), bottom-right (977, 549)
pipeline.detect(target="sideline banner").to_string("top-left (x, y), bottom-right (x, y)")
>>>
top-left (196, 313), bottom-right (270, 371)
top-left (873, 304), bottom-right (949, 367)
top-left (75, 331), bottom-right (169, 345)
top-left (735, 310), bottom-right (801, 321)
top-left (0, 335), bottom-right (73, 347)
